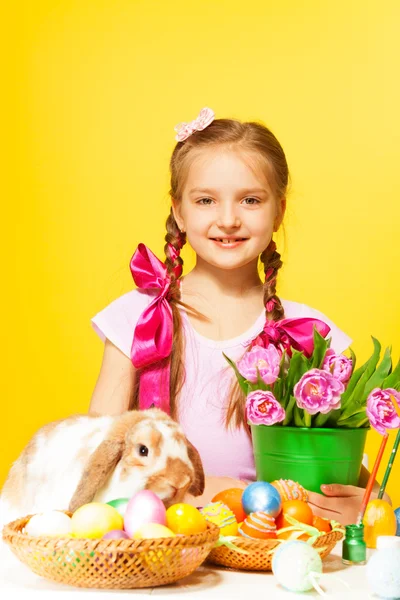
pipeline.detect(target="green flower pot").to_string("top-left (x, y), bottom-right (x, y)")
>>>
top-left (250, 425), bottom-right (368, 493)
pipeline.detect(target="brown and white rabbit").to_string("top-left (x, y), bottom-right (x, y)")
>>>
top-left (0, 408), bottom-right (204, 526)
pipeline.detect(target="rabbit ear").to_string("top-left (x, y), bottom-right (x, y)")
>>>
top-left (185, 439), bottom-right (205, 496)
top-left (68, 439), bottom-right (124, 513)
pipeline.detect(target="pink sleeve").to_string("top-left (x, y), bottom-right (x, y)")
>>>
top-left (91, 289), bottom-right (154, 357)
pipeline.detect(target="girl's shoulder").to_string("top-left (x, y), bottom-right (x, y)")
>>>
top-left (281, 299), bottom-right (352, 353)
top-left (91, 288), bottom-right (156, 357)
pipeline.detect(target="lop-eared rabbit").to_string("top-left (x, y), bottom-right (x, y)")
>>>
top-left (0, 408), bottom-right (204, 526)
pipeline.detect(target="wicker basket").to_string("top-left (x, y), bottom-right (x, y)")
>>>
top-left (2, 513), bottom-right (220, 589)
top-left (207, 528), bottom-right (344, 572)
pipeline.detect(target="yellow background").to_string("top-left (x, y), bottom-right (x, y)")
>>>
top-left (3, 1), bottom-right (400, 507)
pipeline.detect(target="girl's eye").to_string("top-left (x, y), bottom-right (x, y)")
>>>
top-left (197, 197), bottom-right (214, 205)
top-left (138, 445), bottom-right (149, 457)
top-left (242, 197), bottom-right (260, 205)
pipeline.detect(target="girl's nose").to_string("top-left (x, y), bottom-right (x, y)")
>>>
top-left (216, 204), bottom-right (241, 229)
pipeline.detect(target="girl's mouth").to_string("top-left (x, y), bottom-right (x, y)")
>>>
top-left (211, 238), bottom-right (248, 247)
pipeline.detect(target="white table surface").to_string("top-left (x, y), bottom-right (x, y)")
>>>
top-left (0, 540), bottom-right (378, 599)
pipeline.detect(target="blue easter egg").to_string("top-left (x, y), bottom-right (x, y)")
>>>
top-left (242, 482), bottom-right (282, 517)
top-left (394, 507), bottom-right (400, 536)
top-left (366, 548), bottom-right (400, 599)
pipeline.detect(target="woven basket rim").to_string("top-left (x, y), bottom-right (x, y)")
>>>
top-left (211, 526), bottom-right (344, 552)
top-left (2, 512), bottom-right (220, 552)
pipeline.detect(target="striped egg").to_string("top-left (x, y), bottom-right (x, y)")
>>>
top-left (200, 501), bottom-right (238, 536)
top-left (271, 479), bottom-right (308, 502)
top-left (239, 511), bottom-right (277, 540)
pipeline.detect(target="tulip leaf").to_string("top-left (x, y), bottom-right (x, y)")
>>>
top-left (310, 327), bottom-right (330, 369)
top-left (382, 359), bottom-right (400, 390)
top-left (255, 368), bottom-right (269, 391)
top-left (313, 411), bottom-right (332, 428)
top-left (337, 413), bottom-right (370, 428)
top-left (223, 353), bottom-right (248, 396)
top-left (339, 337), bottom-right (381, 412)
top-left (348, 346), bottom-right (356, 375)
top-left (283, 395), bottom-right (297, 425)
top-left (293, 403), bottom-right (305, 426)
top-left (325, 408), bottom-right (341, 427)
top-left (362, 346), bottom-right (392, 399)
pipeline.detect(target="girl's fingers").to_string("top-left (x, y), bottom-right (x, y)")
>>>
top-left (307, 491), bottom-right (341, 511)
top-left (309, 504), bottom-right (341, 521)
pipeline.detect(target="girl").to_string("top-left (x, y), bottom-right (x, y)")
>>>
top-left (89, 108), bottom-right (387, 524)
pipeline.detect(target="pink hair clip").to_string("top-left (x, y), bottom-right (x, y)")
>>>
top-left (174, 107), bottom-right (215, 142)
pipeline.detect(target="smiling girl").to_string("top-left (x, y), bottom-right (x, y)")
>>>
top-left (89, 108), bottom-right (384, 524)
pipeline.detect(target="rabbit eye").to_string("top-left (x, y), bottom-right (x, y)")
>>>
top-left (138, 445), bottom-right (149, 457)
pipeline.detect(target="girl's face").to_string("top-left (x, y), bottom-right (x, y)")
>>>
top-left (173, 148), bottom-right (285, 272)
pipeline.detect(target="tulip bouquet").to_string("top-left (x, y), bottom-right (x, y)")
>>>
top-left (224, 322), bottom-right (400, 432)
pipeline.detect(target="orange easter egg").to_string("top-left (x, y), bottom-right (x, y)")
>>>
top-left (212, 488), bottom-right (246, 523)
top-left (312, 515), bottom-right (331, 533)
top-left (271, 479), bottom-right (308, 502)
top-left (363, 499), bottom-right (397, 549)
top-left (277, 528), bottom-right (309, 541)
top-left (275, 500), bottom-right (314, 529)
top-left (239, 511), bottom-right (277, 540)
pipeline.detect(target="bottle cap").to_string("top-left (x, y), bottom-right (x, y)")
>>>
top-left (376, 536), bottom-right (400, 550)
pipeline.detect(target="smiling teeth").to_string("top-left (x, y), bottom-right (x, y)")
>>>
top-left (216, 238), bottom-right (244, 243)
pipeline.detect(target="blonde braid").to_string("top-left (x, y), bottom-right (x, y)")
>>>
top-left (162, 208), bottom-right (186, 419)
top-left (259, 240), bottom-right (284, 322)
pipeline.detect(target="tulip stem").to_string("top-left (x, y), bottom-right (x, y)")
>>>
top-left (304, 411), bottom-right (312, 428)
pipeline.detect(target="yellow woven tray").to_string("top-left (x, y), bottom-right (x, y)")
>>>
top-left (208, 527), bottom-right (344, 572)
top-left (2, 513), bottom-right (220, 589)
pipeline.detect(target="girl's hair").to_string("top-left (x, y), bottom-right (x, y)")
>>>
top-left (134, 118), bottom-right (289, 427)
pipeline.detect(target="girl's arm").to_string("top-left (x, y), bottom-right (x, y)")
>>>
top-left (89, 338), bottom-right (136, 416)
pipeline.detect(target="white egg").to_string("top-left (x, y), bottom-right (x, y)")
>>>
top-left (25, 511), bottom-right (72, 537)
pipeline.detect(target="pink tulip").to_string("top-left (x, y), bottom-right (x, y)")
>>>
top-left (246, 390), bottom-right (285, 426)
top-left (238, 344), bottom-right (280, 385)
top-left (366, 388), bottom-right (400, 435)
top-left (322, 348), bottom-right (353, 385)
top-left (293, 368), bottom-right (345, 415)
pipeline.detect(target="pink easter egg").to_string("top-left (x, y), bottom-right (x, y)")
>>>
top-left (124, 490), bottom-right (166, 537)
top-left (102, 529), bottom-right (130, 540)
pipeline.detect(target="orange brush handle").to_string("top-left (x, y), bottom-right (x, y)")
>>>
top-left (356, 432), bottom-right (389, 525)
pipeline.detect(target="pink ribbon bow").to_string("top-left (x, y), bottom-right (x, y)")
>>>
top-left (130, 244), bottom-right (174, 413)
top-left (174, 107), bottom-right (215, 142)
top-left (252, 317), bottom-right (331, 358)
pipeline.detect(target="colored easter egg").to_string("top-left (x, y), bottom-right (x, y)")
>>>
top-left (124, 490), bottom-right (166, 537)
top-left (71, 503), bottom-right (123, 539)
top-left (166, 503), bottom-right (207, 535)
top-left (25, 511), bottom-right (72, 537)
top-left (312, 515), bottom-right (331, 533)
top-left (395, 507), bottom-right (400, 536)
top-left (102, 529), bottom-right (130, 540)
top-left (276, 500), bottom-right (314, 529)
top-left (270, 479), bottom-right (308, 502)
top-left (133, 523), bottom-right (176, 539)
top-left (212, 488), bottom-right (246, 523)
top-left (106, 497), bottom-right (130, 517)
top-left (366, 547), bottom-right (400, 599)
top-left (238, 511), bottom-right (277, 540)
top-left (242, 482), bottom-right (282, 517)
top-left (363, 499), bottom-right (397, 549)
top-left (272, 540), bottom-right (322, 592)
top-left (200, 502), bottom-right (238, 536)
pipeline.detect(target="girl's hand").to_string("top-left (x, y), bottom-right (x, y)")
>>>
top-left (307, 484), bottom-right (391, 525)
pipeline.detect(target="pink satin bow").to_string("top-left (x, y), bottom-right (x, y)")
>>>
top-left (252, 317), bottom-right (331, 358)
top-left (130, 244), bottom-right (175, 413)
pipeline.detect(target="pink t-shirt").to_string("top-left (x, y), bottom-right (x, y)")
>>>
top-left (92, 290), bottom-right (352, 482)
